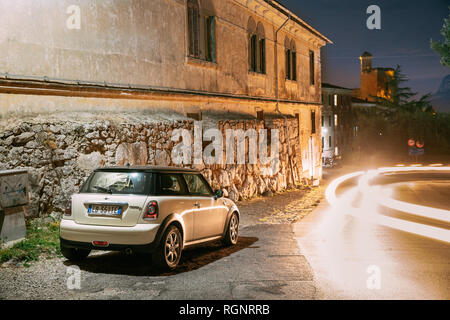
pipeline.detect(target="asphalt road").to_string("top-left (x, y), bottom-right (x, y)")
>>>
top-left (294, 171), bottom-right (450, 299)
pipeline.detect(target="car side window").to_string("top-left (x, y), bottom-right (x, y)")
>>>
top-left (183, 174), bottom-right (213, 197)
top-left (156, 174), bottom-right (188, 196)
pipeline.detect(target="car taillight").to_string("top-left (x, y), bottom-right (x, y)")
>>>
top-left (143, 201), bottom-right (158, 220)
top-left (93, 241), bottom-right (108, 247)
top-left (64, 201), bottom-right (72, 216)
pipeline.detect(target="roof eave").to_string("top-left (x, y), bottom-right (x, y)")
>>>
top-left (263, 0), bottom-right (333, 44)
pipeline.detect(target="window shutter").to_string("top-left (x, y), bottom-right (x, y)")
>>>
top-left (310, 50), bottom-right (315, 85)
top-left (311, 111), bottom-right (316, 134)
top-left (285, 49), bottom-right (291, 80)
top-left (248, 34), bottom-right (252, 71)
top-left (258, 38), bottom-right (265, 74)
top-left (187, 2), bottom-right (200, 58)
top-left (193, 10), bottom-right (200, 57)
top-left (261, 38), bottom-right (265, 74)
top-left (250, 35), bottom-right (257, 72)
top-left (188, 7), bottom-right (194, 56)
top-left (292, 51), bottom-right (297, 81)
top-left (210, 16), bottom-right (216, 63)
top-left (204, 16), bottom-right (211, 61)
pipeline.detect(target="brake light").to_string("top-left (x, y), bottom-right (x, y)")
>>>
top-left (64, 201), bottom-right (72, 216)
top-left (143, 201), bottom-right (158, 220)
top-left (93, 241), bottom-right (108, 247)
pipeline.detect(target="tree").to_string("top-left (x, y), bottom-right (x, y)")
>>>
top-left (356, 65), bottom-right (438, 160)
top-left (375, 65), bottom-right (433, 113)
top-left (431, 7), bottom-right (450, 67)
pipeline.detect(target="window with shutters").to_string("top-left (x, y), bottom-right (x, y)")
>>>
top-left (311, 110), bottom-right (316, 134)
top-left (248, 18), bottom-right (266, 74)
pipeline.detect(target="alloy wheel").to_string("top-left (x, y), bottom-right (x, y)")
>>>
top-left (230, 215), bottom-right (238, 243)
top-left (165, 230), bottom-right (180, 266)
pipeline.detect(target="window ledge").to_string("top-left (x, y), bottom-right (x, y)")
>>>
top-left (248, 71), bottom-right (267, 78)
top-left (186, 56), bottom-right (218, 69)
top-left (285, 80), bottom-right (299, 89)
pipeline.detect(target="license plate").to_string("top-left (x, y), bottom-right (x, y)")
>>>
top-left (88, 204), bottom-right (122, 217)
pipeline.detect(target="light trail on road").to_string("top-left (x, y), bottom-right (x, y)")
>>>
top-left (325, 166), bottom-right (450, 244)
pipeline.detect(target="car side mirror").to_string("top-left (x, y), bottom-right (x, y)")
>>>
top-left (214, 189), bottom-right (223, 200)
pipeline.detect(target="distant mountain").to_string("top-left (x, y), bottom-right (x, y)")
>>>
top-left (431, 75), bottom-right (450, 113)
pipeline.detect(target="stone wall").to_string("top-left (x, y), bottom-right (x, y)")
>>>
top-left (0, 118), bottom-right (303, 219)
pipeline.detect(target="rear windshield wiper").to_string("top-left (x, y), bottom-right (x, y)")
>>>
top-left (92, 186), bottom-right (113, 194)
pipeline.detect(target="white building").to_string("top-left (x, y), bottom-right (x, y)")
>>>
top-left (321, 83), bottom-right (354, 166)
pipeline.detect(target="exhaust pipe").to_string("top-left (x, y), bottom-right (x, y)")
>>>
top-left (124, 248), bottom-right (133, 255)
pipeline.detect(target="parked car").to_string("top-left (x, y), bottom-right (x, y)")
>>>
top-left (60, 166), bottom-right (240, 270)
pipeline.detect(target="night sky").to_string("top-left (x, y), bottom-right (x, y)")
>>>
top-left (278, 0), bottom-right (450, 97)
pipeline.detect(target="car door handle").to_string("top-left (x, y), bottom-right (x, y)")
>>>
top-left (194, 202), bottom-right (201, 208)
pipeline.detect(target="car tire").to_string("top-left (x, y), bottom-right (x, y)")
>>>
top-left (60, 245), bottom-right (91, 261)
top-left (152, 225), bottom-right (182, 271)
top-left (222, 212), bottom-right (239, 246)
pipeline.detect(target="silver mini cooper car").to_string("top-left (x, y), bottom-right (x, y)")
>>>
top-left (60, 166), bottom-right (240, 270)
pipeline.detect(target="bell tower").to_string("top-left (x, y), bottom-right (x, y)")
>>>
top-left (360, 51), bottom-right (372, 72)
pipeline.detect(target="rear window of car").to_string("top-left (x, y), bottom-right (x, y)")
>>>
top-left (80, 171), bottom-right (152, 195)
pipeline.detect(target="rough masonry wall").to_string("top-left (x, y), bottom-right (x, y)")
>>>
top-left (0, 118), bottom-right (302, 219)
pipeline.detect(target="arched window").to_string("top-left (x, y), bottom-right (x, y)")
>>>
top-left (248, 17), bottom-right (257, 72)
top-left (285, 38), bottom-right (297, 81)
top-left (248, 18), bottom-right (265, 74)
top-left (187, 0), bottom-right (216, 62)
top-left (290, 40), bottom-right (297, 81)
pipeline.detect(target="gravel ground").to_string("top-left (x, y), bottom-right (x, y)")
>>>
top-left (238, 187), bottom-right (323, 225)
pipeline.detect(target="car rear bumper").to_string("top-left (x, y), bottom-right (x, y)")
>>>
top-left (59, 237), bottom-right (158, 253)
top-left (59, 218), bottom-right (160, 248)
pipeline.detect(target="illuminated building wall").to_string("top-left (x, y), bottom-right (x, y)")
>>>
top-left (358, 52), bottom-right (394, 102)
top-left (321, 83), bottom-right (354, 165)
top-left (0, 0), bottom-right (331, 181)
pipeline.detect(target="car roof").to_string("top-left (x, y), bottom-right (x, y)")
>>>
top-left (94, 165), bottom-right (200, 174)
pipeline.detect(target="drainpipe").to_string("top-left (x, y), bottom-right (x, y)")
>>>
top-left (274, 15), bottom-right (290, 115)
top-left (274, 15), bottom-right (297, 186)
